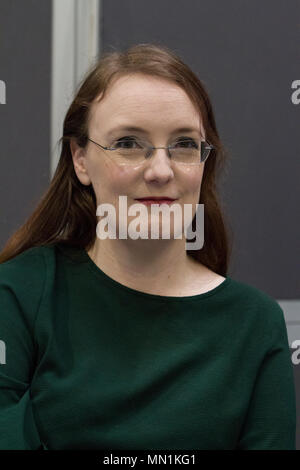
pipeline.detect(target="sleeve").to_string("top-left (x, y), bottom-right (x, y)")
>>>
top-left (0, 254), bottom-right (46, 449)
top-left (237, 304), bottom-right (297, 450)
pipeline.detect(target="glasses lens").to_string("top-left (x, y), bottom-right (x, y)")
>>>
top-left (112, 137), bottom-right (145, 165)
top-left (170, 139), bottom-right (202, 164)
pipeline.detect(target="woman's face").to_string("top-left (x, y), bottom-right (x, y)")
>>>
top-left (71, 73), bottom-right (206, 240)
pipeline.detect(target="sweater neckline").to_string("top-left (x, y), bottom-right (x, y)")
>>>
top-left (64, 244), bottom-right (233, 302)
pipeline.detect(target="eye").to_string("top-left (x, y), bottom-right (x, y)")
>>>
top-left (173, 138), bottom-right (199, 149)
top-left (114, 136), bottom-right (143, 149)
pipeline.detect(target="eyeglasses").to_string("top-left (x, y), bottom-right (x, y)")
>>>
top-left (87, 136), bottom-right (214, 166)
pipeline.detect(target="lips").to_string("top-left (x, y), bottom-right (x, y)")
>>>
top-left (135, 197), bottom-right (176, 201)
top-left (135, 197), bottom-right (177, 206)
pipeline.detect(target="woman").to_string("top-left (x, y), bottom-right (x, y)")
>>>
top-left (0, 43), bottom-right (296, 450)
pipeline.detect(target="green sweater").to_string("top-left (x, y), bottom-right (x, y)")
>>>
top-left (0, 243), bottom-right (296, 450)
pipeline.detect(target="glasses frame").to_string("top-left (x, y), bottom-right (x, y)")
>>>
top-left (87, 136), bottom-right (215, 165)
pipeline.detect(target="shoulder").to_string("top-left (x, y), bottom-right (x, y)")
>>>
top-left (227, 276), bottom-right (283, 309)
top-left (0, 245), bottom-right (59, 324)
top-left (0, 242), bottom-right (87, 296)
top-left (0, 244), bottom-right (56, 279)
top-left (226, 276), bottom-right (286, 334)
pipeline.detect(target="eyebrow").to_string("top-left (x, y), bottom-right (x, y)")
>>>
top-left (106, 125), bottom-right (201, 137)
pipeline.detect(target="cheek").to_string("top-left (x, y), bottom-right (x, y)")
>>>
top-left (108, 165), bottom-right (136, 194)
top-left (91, 160), bottom-right (135, 200)
top-left (180, 165), bottom-right (204, 195)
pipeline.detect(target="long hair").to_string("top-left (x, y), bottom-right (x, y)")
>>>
top-left (0, 43), bottom-right (233, 276)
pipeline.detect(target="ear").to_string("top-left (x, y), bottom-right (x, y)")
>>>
top-left (70, 138), bottom-right (91, 186)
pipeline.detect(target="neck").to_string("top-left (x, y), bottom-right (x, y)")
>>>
top-left (86, 237), bottom-right (204, 294)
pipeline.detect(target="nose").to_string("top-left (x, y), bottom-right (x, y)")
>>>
top-left (143, 147), bottom-right (174, 182)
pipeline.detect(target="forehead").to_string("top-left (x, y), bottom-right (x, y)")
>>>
top-left (89, 74), bottom-right (201, 133)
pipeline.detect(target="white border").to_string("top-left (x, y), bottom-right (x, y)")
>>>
top-left (50, 0), bottom-right (100, 177)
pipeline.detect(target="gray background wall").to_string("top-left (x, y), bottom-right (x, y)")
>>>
top-left (0, 0), bottom-right (51, 247)
top-left (0, 0), bottom-right (299, 449)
